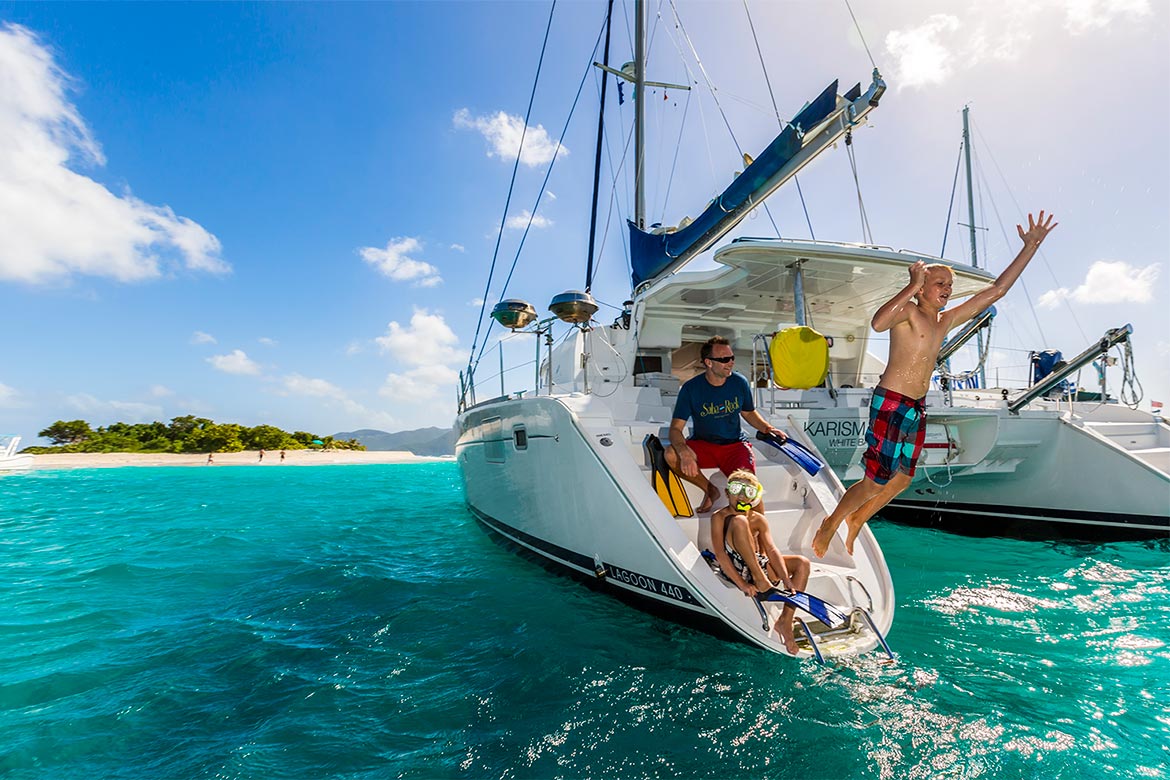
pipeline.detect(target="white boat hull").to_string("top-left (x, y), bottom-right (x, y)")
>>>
top-left (785, 398), bottom-right (1169, 536)
top-left (456, 393), bottom-right (895, 659)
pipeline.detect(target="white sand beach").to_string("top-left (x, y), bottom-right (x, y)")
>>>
top-left (27, 450), bottom-right (450, 470)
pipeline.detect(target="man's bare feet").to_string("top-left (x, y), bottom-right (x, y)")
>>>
top-left (696, 483), bottom-right (720, 513)
top-left (811, 517), bottom-right (839, 558)
top-left (776, 617), bottom-right (799, 654)
top-left (844, 515), bottom-right (868, 555)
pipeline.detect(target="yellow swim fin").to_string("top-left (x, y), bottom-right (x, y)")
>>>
top-left (643, 434), bottom-right (694, 518)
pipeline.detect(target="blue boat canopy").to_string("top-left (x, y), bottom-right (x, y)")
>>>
top-left (630, 76), bottom-right (884, 289)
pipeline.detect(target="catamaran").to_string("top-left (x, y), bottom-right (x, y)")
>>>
top-left (456, 1), bottom-right (898, 661)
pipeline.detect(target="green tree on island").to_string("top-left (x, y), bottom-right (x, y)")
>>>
top-left (24, 417), bottom-right (364, 454)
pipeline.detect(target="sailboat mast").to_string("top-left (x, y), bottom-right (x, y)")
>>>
top-left (962, 105), bottom-right (978, 269)
top-left (962, 104), bottom-right (987, 388)
top-left (633, 0), bottom-right (646, 230)
top-left (585, 0), bottom-right (614, 292)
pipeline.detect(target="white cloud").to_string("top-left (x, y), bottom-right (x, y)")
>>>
top-left (64, 393), bottom-right (162, 422)
top-left (279, 373), bottom-right (402, 431)
top-left (206, 349), bottom-right (261, 375)
top-left (0, 24), bottom-right (227, 283)
top-left (505, 209), bottom-right (553, 230)
top-left (191, 330), bottom-right (217, 345)
top-left (1064, 0), bottom-right (1150, 33)
top-left (374, 308), bottom-right (463, 405)
top-left (1037, 260), bottom-right (1160, 308)
top-left (149, 385), bottom-right (173, 398)
top-left (884, 2), bottom-right (1150, 89)
top-left (450, 243), bottom-right (465, 253)
top-left (359, 236), bottom-right (442, 287)
top-left (380, 364), bottom-right (460, 403)
top-left (453, 108), bottom-right (566, 167)
top-left (468, 297), bottom-right (485, 307)
top-left (0, 381), bottom-right (17, 406)
top-left (374, 308), bottom-right (462, 367)
top-left (258, 337), bottom-right (277, 346)
top-left (885, 15), bottom-right (961, 89)
top-left (281, 373), bottom-right (344, 398)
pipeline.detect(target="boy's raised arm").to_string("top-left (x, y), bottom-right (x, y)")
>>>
top-left (871, 261), bottom-right (927, 332)
top-left (944, 211), bottom-right (1058, 328)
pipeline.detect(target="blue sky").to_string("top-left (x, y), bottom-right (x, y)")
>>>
top-left (1, 1), bottom-right (1166, 446)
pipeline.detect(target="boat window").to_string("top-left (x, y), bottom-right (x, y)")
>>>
top-left (513, 426), bottom-right (528, 450)
top-left (633, 354), bottom-right (663, 374)
top-left (484, 417), bottom-right (505, 463)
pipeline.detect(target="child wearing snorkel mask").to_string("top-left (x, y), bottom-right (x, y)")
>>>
top-left (710, 469), bottom-right (811, 655)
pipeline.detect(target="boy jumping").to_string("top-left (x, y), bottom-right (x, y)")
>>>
top-left (812, 211), bottom-right (1058, 557)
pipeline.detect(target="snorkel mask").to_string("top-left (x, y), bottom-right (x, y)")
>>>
top-left (727, 479), bottom-right (763, 513)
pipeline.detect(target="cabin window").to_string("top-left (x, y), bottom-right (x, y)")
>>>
top-left (513, 426), bottom-right (528, 450)
top-left (634, 354), bottom-right (664, 375)
top-left (484, 417), bottom-right (505, 463)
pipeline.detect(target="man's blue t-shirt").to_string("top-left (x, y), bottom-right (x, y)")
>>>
top-left (672, 372), bottom-right (755, 444)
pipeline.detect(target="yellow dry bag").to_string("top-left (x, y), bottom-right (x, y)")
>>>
top-left (769, 326), bottom-right (829, 389)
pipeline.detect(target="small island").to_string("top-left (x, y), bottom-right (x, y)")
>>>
top-left (22, 416), bottom-right (365, 455)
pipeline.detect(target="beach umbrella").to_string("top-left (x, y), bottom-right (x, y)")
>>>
top-left (311, 439), bottom-right (324, 445)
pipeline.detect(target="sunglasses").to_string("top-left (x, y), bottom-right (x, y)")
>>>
top-left (707, 355), bottom-right (735, 363)
top-left (726, 480), bottom-right (761, 500)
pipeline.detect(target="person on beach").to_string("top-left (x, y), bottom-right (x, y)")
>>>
top-left (259, 449), bottom-right (264, 462)
top-left (710, 469), bottom-right (810, 654)
top-left (812, 211), bottom-right (1058, 557)
top-left (280, 449), bottom-right (285, 463)
top-left (666, 336), bottom-right (787, 512)
top-left (207, 452), bottom-right (214, 465)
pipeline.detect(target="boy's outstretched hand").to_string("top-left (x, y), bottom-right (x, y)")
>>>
top-left (1018, 211), bottom-right (1058, 248)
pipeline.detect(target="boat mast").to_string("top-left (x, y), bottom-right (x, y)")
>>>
top-left (585, 0), bottom-right (615, 292)
top-left (961, 104), bottom-right (987, 389)
top-left (633, 0), bottom-right (646, 230)
top-left (962, 106), bottom-right (978, 269)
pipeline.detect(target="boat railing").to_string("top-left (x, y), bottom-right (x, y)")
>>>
top-left (1007, 325), bottom-right (1133, 414)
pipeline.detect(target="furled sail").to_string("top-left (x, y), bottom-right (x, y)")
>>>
top-left (630, 74), bottom-right (885, 289)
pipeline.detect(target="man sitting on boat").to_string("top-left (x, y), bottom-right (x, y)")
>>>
top-left (666, 336), bottom-right (786, 512)
top-left (812, 211), bottom-right (1059, 557)
top-left (710, 470), bottom-right (810, 654)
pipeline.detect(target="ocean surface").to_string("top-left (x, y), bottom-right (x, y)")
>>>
top-left (1, 463), bottom-right (1166, 779)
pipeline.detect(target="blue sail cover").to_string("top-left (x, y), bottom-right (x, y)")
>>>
top-left (630, 80), bottom-right (840, 288)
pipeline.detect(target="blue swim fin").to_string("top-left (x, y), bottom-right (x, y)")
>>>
top-left (755, 431), bottom-right (823, 476)
top-left (758, 588), bottom-right (849, 629)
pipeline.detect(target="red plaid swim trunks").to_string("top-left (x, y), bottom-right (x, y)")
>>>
top-left (863, 386), bottom-right (927, 485)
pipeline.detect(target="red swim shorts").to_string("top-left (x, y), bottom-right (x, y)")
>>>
top-left (687, 438), bottom-right (755, 476)
top-left (863, 386), bottom-right (927, 485)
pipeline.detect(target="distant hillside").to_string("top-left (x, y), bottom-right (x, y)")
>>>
top-left (333, 427), bottom-right (455, 457)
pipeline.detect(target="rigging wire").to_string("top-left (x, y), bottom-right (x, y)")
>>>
top-left (667, 0), bottom-right (783, 237)
top-left (974, 154), bottom-right (1049, 345)
top-left (743, 0), bottom-right (813, 238)
top-left (971, 120), bottom-right (1089, 342)
top-left (465, 1), bottom-right (559, 380)
top-left (471, 8), bottom-right (609, 374)
top-left (939, 137), bottom-right (964, 257)
top-left (657, 8), bottom-right (720, 200)
top-left (1117, 339), bottom-right (1144, 408)
top-left (845, 135), bottom-right (874, 244)
top-left (844, 0), bottom-right (878, 70)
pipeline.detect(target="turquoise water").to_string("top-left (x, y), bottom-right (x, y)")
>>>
top-left (1, 463), bottom-right (1166, 779)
